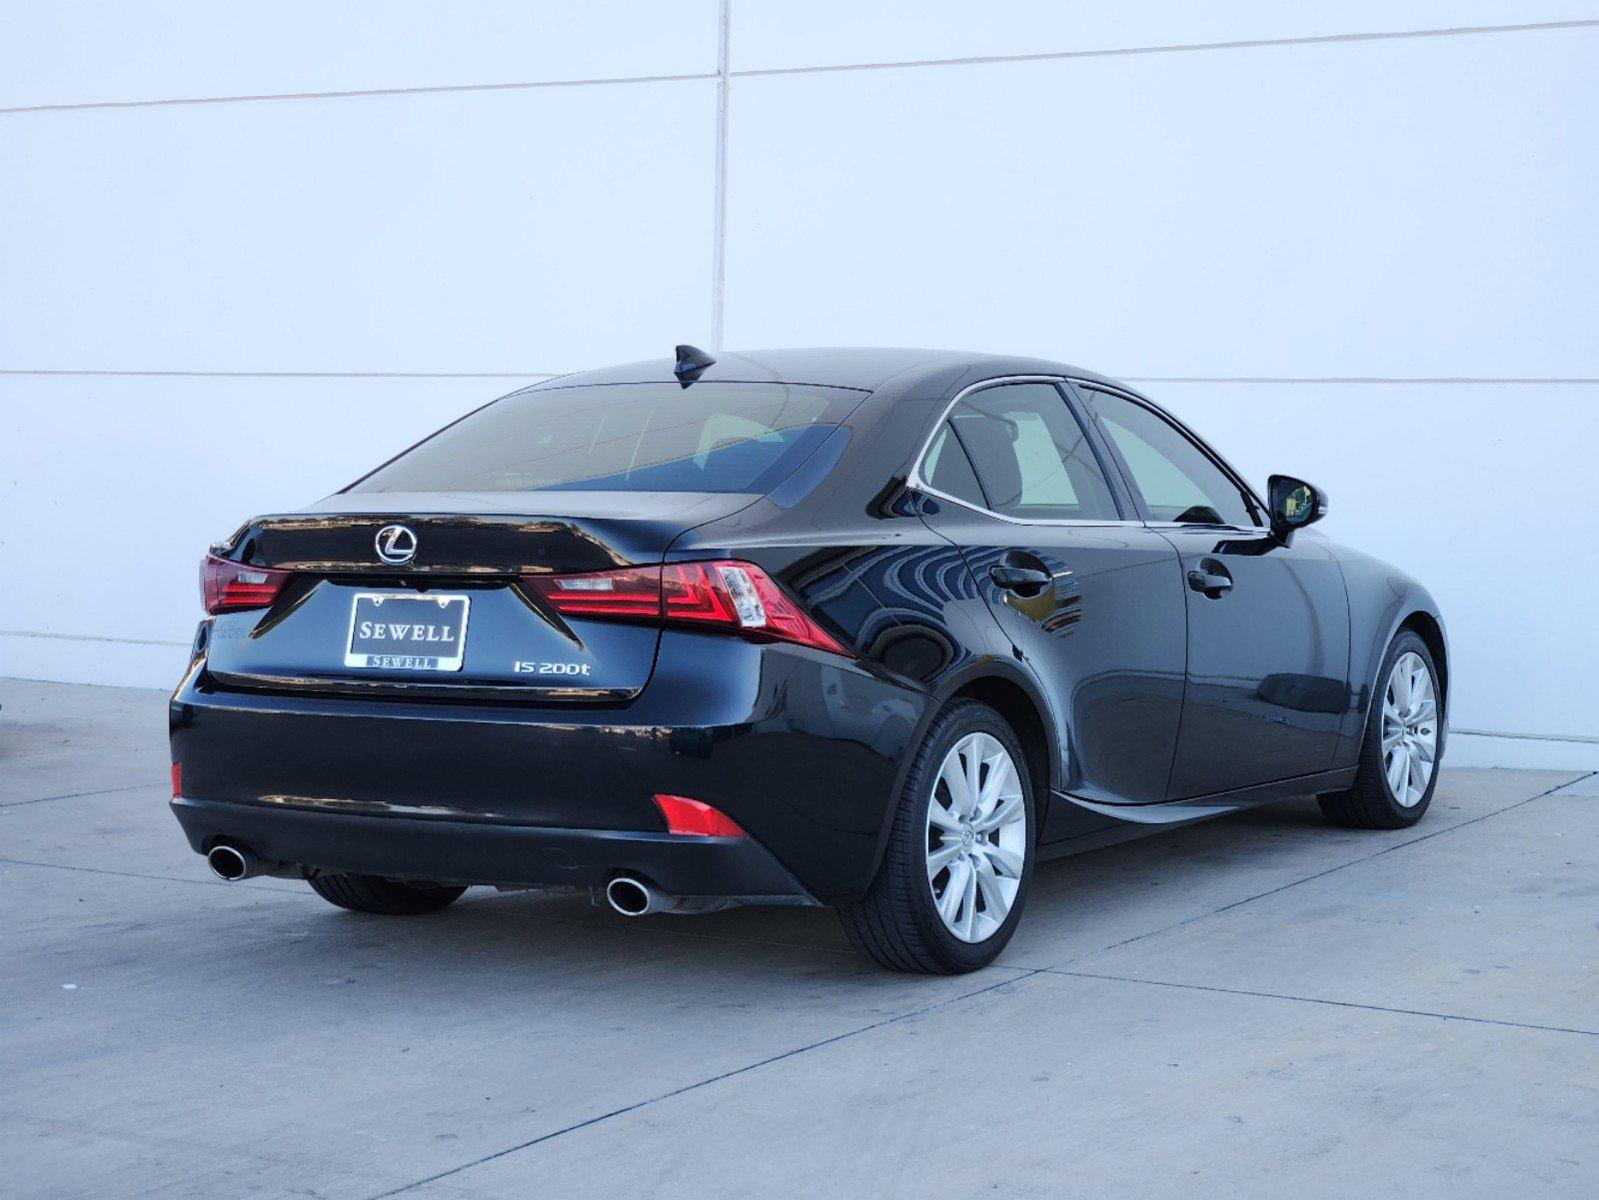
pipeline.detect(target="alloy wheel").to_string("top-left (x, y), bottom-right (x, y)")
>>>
top-left (925, 732), bottom-right (1027, 943)
top-left (1381, 650), bottom-right (1438, 807)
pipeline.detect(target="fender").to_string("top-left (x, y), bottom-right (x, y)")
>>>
top-left (1330, 540), bottom-right (1449, 770)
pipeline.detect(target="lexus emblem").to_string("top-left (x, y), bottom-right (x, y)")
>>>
top-left (374, 524), bottom-right (418, 565)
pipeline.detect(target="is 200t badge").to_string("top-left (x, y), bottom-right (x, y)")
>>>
top-left (513, 660), bottom-right (592, 676)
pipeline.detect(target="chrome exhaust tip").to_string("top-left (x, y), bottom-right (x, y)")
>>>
top-left (605, 875), bottom-right (665, 917)
top-left (206, 843), bottom-right (255, 882)
top-left (603, 875), bottom-right (735, 917)
top-left (205, 842), bottom-right (297, 882)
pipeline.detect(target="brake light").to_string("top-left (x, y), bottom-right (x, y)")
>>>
top-left (200, 553), bottom-right (291, 614)
top-left (524, 560), bottom-right (847, 655)
top-left (652, 794), bottom-right (746, 838)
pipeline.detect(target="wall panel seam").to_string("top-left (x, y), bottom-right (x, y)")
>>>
top-left (0, 72), bottom-right (717, 118)
top-left (710, 0), bottom-right (732, 349)
top-left (0, 370), bottom-right (559, 380)
top-left (1124, 377), bottom-right (1599, 386)
top-left (1, 630), bottom-right (190, 648)
top-left (2, 18), bottom-right (1593, 119)
top-left (4, 372), bottom-right (1597, 385)
top-left (732, 18), bottom-right (1599, 79)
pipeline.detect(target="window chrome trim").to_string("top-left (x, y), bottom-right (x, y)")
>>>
top-left (906, 374), bottom-right (1144, 528)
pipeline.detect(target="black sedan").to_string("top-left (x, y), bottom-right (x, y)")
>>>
top-left (170, 347), bottom-right (1447, 972)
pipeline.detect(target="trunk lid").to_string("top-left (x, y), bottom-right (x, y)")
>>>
top-left (202, 492), bottom-right (755, 700)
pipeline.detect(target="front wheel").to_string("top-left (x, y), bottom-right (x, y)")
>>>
top-left (1319, 630), bottom-right (1443, 829)
top-left (838, 700), bottom-right (1036, 973)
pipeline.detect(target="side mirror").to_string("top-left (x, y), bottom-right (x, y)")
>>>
top-left (1267, 474), bottom-right (1327, 540)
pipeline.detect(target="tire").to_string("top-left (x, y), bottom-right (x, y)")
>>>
top-left (838, 700), bottom-right (1036, 973)
top-left (1318, 630), bottom-right (1443, 830)
top-left (306, 872), bottom-right (467, 915)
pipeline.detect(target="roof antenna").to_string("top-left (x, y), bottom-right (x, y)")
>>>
top-left (674, 343), bottom-right (716, 387)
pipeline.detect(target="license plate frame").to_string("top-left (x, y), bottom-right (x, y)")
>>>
top-left (343, 592), bottom-right (471, 672)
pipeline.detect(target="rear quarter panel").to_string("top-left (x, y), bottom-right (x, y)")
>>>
top-left (669, 393), bottom-right (1076, 890)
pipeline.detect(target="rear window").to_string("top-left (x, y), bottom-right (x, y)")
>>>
top-left (348, 382), bottom-right (862, 495)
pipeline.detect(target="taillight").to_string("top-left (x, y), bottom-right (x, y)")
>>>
top-left (520, 564), bottom-right (661, 618)
top-left (524, 560), bottom-right (847, 655)
top-left (653, 794), bottom-right (746, 838)
top-left (200, 553), bottom-right (291, 614)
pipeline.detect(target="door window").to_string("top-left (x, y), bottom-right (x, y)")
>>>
top-left (940, 383), bottom-right (1121, 521)
top-left (1084, 388), bottom-right (1259, 527)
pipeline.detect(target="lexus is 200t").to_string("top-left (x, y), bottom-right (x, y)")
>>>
top-left (170, 346), bottom-right (1447, 973)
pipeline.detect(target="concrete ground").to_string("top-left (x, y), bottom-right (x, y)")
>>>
top-left (3, 678), bottom-right (1596, 1200)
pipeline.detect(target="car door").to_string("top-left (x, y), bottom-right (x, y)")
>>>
top-left (913, 378), bottom-right (1188, 819)
top-left (1077, 383), bottom-right (1351, 798)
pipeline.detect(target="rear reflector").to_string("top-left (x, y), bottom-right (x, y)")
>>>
top-left (201, 553), bottom-right (291, 614)
top-left (525, 560), bottom-right (847, 655)
top-left (170, 762), bottom-right (182, 799)
top-left (652, 794), bottom-right (746, 838)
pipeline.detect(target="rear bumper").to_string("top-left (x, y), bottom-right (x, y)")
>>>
top-left (171, 796), bottom-right (815, 902)
top-left (169, 630), bottom-right (927, 902)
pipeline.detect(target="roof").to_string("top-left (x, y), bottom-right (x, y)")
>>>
top-left (522, 347), bottom-right (1129, 397)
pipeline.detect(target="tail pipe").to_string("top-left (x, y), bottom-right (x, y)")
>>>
top-left (604, 874), bottom-right (733, 917)
top-left (604, 874), bottom-right (669, 916)
top-left (206, 842), bottom-right (287, 882)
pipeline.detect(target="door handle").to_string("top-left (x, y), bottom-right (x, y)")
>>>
top-left (1186, 563), bottom-right (1233, 597)
top-left (989, 563), bottom-right (1053, 593)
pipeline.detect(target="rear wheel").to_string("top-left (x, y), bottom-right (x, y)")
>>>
top-left (1319, 630), bottom-right (1442, 829)
top-left (307, 872), bottom-right (466, 915)
top-left (838, 701), bottom-right (1036, 973)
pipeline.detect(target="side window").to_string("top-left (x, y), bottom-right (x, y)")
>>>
top-left (1084, 388), bottom-right (1259, 527)
top-left (921, 422), bottom-right (987, 509)
top-left (944, 382), bottom-right (1120, 521)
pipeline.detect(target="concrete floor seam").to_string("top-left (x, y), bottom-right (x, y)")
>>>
top-left (1047, 970), bottom-right (1599, 1040)
top-left (1550, 773), bottom-right (1599, 796)
top-left (0, 855), bottom-right (290, 894)
top-left (361, 967), bottom-right (1047, 1199)
top-left (362, 771), bottom-right (1599, 1200)
top-left (1, 782), bottom-right (158, 808)
top-left (1045, 771), bottom-right (1596, 971)
top-left (6, 679), bottom-right (1590, 1197)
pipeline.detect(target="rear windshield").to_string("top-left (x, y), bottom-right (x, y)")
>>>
top-left (348, 382), bottom-right (861, 495)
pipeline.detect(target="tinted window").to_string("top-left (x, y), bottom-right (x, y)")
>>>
top-left (921, 422), bottom-right (987, 508)
top-left (944, 383), bottom-right (1120, 521)
top-left (350, 382), bottom-right (858, 495)
top-left (1085, 388), bottom-right (1258, 526)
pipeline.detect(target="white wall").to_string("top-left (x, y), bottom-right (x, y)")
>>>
top-left (3, 2), bottom-right (1595, 769)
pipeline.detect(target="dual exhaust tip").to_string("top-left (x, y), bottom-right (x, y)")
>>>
top-left (210, 848), bottom-right (723, 918)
